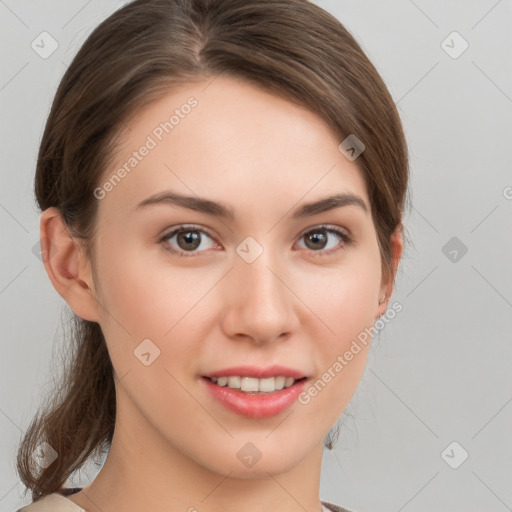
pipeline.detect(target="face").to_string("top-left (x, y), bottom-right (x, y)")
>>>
top-left (86, 75), bottom-right (388, 477)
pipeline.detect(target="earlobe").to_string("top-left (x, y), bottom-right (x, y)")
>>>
top-left (40, 207), bottom-right (100, 322)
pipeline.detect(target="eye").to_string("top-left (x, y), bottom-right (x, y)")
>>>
top-left (159, 225), bottom-right (219, 257)
top-left (295, 225), bottom-right (354, 256)
top-left (159, 224), bottom-right (354, 258)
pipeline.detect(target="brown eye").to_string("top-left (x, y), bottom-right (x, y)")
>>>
top-left (176, 230), bottom-right (201, 251)
top-left (303, 229), bottom-right (329, 250)
top-left (297, 226), bottom-right (353, 256)
top-left (160, 225), bottom-right (217, 256)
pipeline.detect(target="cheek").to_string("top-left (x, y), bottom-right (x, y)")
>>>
top-left (293, 249), bottom-right (381, 412)
top-left (90, 234), bottom-right (166, 369)
top-left (93, 238), bottom-right (218, 370)
top-left (299, 247), bottom-right (381, 342)
top-left (93, 233), bottom-right (182, 333)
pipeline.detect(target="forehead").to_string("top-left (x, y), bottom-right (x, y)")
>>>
top-left (99, 75), bottom-right (369, 218)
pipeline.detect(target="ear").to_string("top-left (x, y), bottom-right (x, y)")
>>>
top-left (377, 226), bottom-right (403, 318)
top-left (40, 207), bottom-right (100, 322)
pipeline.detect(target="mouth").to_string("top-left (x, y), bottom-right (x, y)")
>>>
top-left (200, 365), bottom-right (310, 418)
top-left (202, 375), bottom-right (308, 394)
top-left (201, 374), bottom-right (309, 418)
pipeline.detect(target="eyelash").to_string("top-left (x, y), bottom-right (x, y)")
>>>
top-left (158, 224), bottom-right (354, 258)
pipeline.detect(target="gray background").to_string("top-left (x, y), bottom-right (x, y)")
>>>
top-left (1, 1), bottom-right (511, 511)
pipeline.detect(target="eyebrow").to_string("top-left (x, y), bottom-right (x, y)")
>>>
top-left (135, 190), bottom-right (368, 219)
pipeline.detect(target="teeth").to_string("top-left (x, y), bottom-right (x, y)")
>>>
top-left (209, 376), bottom-right (301, 393)
top-left (284, 377), bottom-right (295, 387)
top-left (257, 377), bottom-right (275, 393)
top-left (226, 375), bottom-right (241, 388)
top-left (275, 376), bottom-right (285, 390)
top-left (241, 377), bottom-right (259, 392)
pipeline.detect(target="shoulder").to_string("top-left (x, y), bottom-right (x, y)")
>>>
top-left (15, 491), bottom-right (85, 512)
top-left (18, 494), bottom-right (351, 512)
top-left (322, 500), bottom-right (358, 512)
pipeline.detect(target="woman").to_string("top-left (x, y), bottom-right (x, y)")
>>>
top-left (15, 0), bottom-right (408, 511)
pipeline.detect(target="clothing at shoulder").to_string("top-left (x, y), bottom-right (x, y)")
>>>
top-left (322, 500), bottom-right (357, 512)
top-left (15, 487), bottom-right (85, 512)
top-left (15, 488), bottom-right (355, 512)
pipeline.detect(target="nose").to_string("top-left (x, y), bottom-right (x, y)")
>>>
top-left (220, 248), bottom-right (299, 346)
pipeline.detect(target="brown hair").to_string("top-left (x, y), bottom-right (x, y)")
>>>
top-left (17, 0), bottom-right (409, 501)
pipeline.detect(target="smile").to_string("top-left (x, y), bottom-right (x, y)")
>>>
top-left (207, 375), bottom-right (306, 394)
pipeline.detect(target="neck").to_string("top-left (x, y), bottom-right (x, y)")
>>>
top-left (67, 393), bottom-right (326, 512)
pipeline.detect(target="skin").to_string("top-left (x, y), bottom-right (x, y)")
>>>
top-left (41, 74), bottom-right (402, 512)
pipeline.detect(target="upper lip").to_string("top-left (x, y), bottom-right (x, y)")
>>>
top-left (202, 365), bottom-right (308, 380)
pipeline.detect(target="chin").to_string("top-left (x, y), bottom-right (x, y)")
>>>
top-left (195, 436), bottom-right (313, 478)
top-left (211, 458), bottom-right (302, 479)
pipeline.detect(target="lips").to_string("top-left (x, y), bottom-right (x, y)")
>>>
top-left (200, 365), bottom-right (310, 418)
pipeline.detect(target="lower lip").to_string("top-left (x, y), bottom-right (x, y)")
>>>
top-left (201, 377), bottom-right (308, 419)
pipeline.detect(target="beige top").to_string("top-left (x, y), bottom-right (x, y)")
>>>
top-left (16, 488), bottom-right (354, 512)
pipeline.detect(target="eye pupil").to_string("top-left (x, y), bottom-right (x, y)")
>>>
top-left (305, 230), bottom-right (327, 250)
top-left (177, 230), bottom-right (201, 250)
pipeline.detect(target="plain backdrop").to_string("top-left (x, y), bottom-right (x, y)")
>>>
top-left (1, 1), bottom-right (511, 511)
